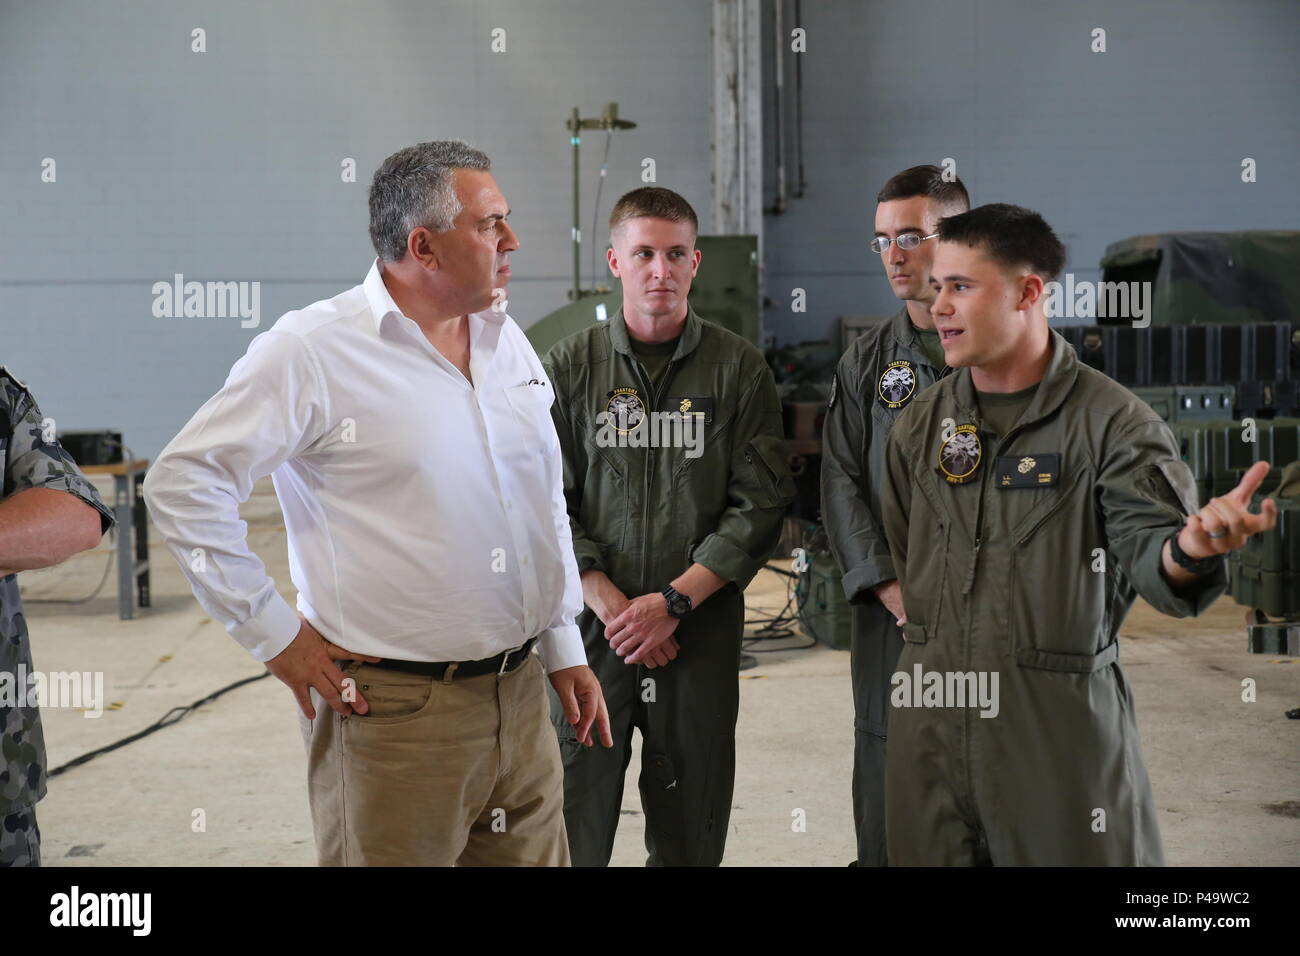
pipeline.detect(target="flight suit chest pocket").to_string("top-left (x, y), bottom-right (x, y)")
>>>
top-left (1004, 459), bottom-right (1108, 661)
top-left (743, 434), bottom-right (797, 508)
top-left (504, 380), bottom-right (558, 460)
top-left (581, 435), bottom-right (630, 553)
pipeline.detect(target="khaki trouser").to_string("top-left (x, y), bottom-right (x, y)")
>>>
top-left (298, 651), bottom-right (570, 866)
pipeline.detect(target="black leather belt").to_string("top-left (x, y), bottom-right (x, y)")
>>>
top-left (364, 637), bottom-right (537, 680)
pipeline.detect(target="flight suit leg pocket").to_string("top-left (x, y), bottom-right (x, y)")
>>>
top-left (639, 750), bottom-right (687, 862)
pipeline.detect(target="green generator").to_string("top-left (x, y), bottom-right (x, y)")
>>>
top-left (1133, 385), bottom-right (1235, 424)
top-left (1173, 418), bottom-right (1300, 503)
top-left (797, 549), bottom-right (852, 651)
top-left (1229, 497), bottom-right (1300, 621)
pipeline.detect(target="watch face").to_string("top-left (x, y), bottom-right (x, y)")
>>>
top-left (665, 590), bottom-right (690, 617)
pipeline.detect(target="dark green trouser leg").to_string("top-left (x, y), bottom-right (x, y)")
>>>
top-left (551, 590), bottom-right (744, 867)
top-left (849, 600), bottom-right (903, 867)
top-left (549, 606), bottom-right (638, 867)
top-left (639, 589), bottom-right (743, 867)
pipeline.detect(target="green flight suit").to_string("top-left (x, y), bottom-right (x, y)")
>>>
top-left (543, 305), bottom-right (794, 867)
top-left (820, 307), bottom-right (949, 866)
top-left (881, 330), bottom-right (1226, 865)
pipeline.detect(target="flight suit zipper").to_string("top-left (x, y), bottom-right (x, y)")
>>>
top-left (961, 408), bottom-right (1035, 594)
top-left (635, 354), bottom-right (680, 595)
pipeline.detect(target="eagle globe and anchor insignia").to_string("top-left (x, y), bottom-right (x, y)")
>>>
top-left (938, 424), bottom-right (982, 484)
top-left (877, 360), bottom-right (917, 410)
top-left (607, 386), bottom-right (645, 433)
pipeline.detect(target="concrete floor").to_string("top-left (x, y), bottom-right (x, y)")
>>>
top-left (19, 477), bottom-right (1299, 866)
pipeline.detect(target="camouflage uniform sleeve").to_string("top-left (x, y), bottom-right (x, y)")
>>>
top-left (1099, 416), bottom-right (1226, 616)
top-left (691, 358), bottom-right (795, 590)
top-left (2, 369), bottom-right (114, 534)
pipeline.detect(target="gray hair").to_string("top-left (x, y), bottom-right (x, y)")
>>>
top-left (368, 141), bottom-right (492, 262)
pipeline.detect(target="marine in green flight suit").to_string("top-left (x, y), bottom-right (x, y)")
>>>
top-left (880, 204), bottom-right (1278, 865)
top-left (543, 188), bottom-right (794, 867)
top-left (820, 165), bottom-right (969, 866)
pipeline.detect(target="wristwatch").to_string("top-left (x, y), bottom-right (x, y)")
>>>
top-left (662, 585), bottom-right (694, 619)
top-left (1168, 530), bottom-right (1223, 576)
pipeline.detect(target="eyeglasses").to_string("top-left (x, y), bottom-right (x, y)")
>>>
top-left (870, 232), bottom-right (938, 255)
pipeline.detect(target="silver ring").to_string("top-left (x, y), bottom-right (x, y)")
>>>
top-left (1207, 530), bottom-right (1226, 539)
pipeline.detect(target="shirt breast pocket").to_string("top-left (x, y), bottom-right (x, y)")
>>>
top-left (504, 380), bottom-right (558, 460)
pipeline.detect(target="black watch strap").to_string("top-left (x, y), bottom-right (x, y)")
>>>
top-left (662, 585), bottom-right (693, 619)
top-left (1168, 530), bottom-right (1222, 576)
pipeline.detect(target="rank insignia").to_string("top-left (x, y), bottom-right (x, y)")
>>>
top-left (995, 453), bottom-right (1060, 488)
top-left (606, 387), bottom-right (645, 433)
top-left (938, 424), bottom-right (982, 484)
top-left (828, 373), bottom-right (838, 410)
top-left (878, 360), bottom-right (917, 410)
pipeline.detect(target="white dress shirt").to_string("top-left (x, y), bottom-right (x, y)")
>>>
top-left (144, 260), bottom-right (587, 673)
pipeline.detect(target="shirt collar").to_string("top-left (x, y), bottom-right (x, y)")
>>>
top-left (608, 303), bottom-right (704, 360)
top-left (889, 304), bottom-right (920, 351)
top-left (363, 258), bottom-right (508, 334)
top-left (952, 327), bottom-right (1079, 425)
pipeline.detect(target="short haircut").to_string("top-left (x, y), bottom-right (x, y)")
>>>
top-left (876, 164), bottom-right (970, 213)
top-left (936, 203), bottom-right (1066, 282)
top-left (368, 140), bottom-right (491, 262)
top-left (609, 187), bottom-right (699, 241)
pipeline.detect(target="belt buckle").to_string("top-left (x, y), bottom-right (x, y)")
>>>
top-left (499, 642), bottom-right (525, 675)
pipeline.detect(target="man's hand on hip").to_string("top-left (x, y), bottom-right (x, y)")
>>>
top-left (549, 664), bottom-right (614, 748)
top-left (266, 615), bottom-right (382, 720)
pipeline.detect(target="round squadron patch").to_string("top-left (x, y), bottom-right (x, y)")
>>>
top-left (606, 386), bottom-right (645, 433)
top-left (938, 424), bottom-right (982, 484)
top-left (877, 360), bottom-right (917, 410)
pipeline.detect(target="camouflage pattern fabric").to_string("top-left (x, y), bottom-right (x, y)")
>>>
top-left (0, 805), bottom-right (40, 866)
top-left (0, 366), bottom-right (114, 859)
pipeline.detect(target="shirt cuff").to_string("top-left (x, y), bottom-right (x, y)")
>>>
top-left (1135, 528), bottom-right (1228, 617)
top-left (692, 533), bottom-right (762, 590)
top-left (536, 624), bottom-right (588, 674)
top-left (841, 555), bottom-right (896, 604)
top-left (229, 593), bottom-right (303, 662)
top-left (572, 536), bottom-right (606, 575)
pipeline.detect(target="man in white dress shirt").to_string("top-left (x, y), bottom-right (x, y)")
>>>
top-left (145, 140), bottom-right (612, 866)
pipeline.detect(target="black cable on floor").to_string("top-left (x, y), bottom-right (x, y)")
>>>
top-left (744, 562), bottom-right (816, 652)
top-left (47, 671), bottom-right (270, 778)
